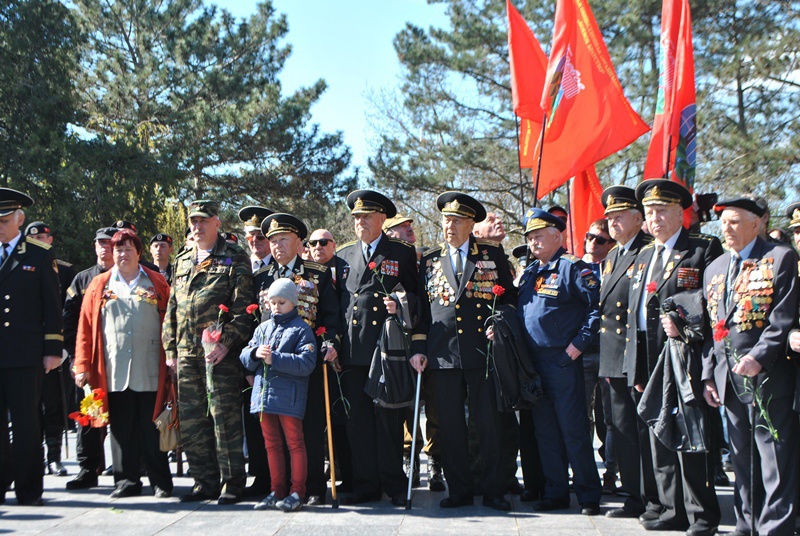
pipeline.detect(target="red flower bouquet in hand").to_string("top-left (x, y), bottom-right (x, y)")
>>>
top-left (69, 385), bottom-right (108, 426)
top-left (201, 304), bottom-right (229, 414)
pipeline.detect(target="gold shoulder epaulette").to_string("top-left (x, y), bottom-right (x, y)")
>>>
top-left (336, 240), bottom-right (357, 253)
top-left (562, 253), bottom-right (580, 263)
top-left (475, 239), bottom-right (501, 248)
top-left (303, 260), bottom-right (328, 273)
top-left (56, 259), bottom-right (72, 267)
top-left (641, 242), bottom-right (655, 250)
top-left (388, 237), bottom-right (414, 248)
top-left (26, 236), bottom-right (52, 250)
top-left (689, 232), bottom-right (715, 241)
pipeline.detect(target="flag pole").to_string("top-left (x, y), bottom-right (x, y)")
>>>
top-left (531, 111), bottom-right (547, 206)
top-left (663, 134), bottom-right (673, 179)
top-left (566, 177), bottom-right (576, 254)
top-left (514, 115), bottom-right (527, 214)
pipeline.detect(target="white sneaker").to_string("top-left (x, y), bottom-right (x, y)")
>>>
top-left (276, 492), bottom-right (302, 512)
top-left (254, 492), bottom-right (279, 510)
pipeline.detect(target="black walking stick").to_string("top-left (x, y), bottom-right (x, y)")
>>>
top-left (406, 369), bottom-right (423, 510)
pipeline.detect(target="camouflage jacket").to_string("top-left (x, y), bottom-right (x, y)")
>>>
top-left (162, 236), bottom-right (253, 360)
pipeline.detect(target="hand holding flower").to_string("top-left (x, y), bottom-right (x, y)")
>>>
top-left (731, 354), bottom-right (762, 378)
top-left (255, 345), bottom-right (272, 363)
top-left (383, 296), bottom-right (397, 314)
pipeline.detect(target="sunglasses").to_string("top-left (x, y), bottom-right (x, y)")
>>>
top-left (585, 232), bottom-right (613, 246)
top-left (308, 239), bottom-right (332, 247)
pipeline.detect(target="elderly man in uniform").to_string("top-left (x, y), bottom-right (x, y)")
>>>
top-left (0, 189), bottom-right (63, 506)
top-left (24, 221), bottom-right (75, 477)
top-left (515, 208), bottom-right (602, 515)
top-left (625, 180), bottom-right (722, 535)
top-left (704, 198), bottom-right (799, 536)
top-left (597, 187), bottom-right (659, 520)
top-left (336, 190), bottom-right (418, 506)
top-left (236, 205), bottom-right (274, 497)
top-left (786, 203), bottom-right (800, 251)
top-left (162, 199), bottom-right (253, 505)
top-left (149, 233), bottom-right (174, 285)
top-left (411, 192), bottom-right (516, 511)
top-left (383, 214), bottom-right (416, 245)
top-left (63, 226), bottom-right (117, 490)
top-left (254, 213), bottom-right (341, 506)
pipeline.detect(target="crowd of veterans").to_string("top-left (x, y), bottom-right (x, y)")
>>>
top-left (3, 180), bottom-right (800, 534)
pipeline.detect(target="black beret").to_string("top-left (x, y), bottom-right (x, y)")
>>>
top-left (150, 233), bottom-right (173, 245)
top-left (25, 221), bottom-right (51, 236)
top-left (713, 198), bottom-right (766, 218)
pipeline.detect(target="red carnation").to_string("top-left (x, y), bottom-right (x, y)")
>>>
top-left (315, 326), bottom-right (327, 337)
top-left (218, 304), bottom-right (229, 313)
top-left (246, 304), bottom-right (259, 315)
top-left (491, 284), bottom-right (505, 297)
top-left (368, 261), bottom-right (377, 271)
top-left (646, 281), bottom-right (657, 294)
top-left (92, 388), bottom-right (106, 401)
top-left (713, 319), bottom-right (730, 342)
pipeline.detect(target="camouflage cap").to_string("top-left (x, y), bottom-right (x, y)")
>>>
top-left (188, 199), bottom-right (219, 218)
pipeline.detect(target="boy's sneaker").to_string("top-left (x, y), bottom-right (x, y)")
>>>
top-left (277, 492), bottom-right (302, 512)
top-left (254, 492), bottom-right (279, 510)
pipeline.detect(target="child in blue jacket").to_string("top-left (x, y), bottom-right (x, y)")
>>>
top-left (240, 278), bottom-right (316, 512)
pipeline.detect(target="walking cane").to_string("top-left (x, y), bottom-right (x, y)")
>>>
top-left (406, 369), bottom-right (423, 510)
top-left (57, 364), bottom-right (70, 459)
top-left (322, 362), bottom-right (339, 508)
top-left (749, 402), bottom-right (756, 536)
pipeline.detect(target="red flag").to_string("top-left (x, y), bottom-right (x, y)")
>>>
top-left (568, 166), bottom-right (605, 257)
top-left (643, 0), bottom-right (696, 194)
top-left (507, 1), bottom-right (548, 169)
top-left (534, 0), bottom-right (649, 198)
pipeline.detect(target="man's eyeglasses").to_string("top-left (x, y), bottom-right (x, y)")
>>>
top-left (585, 232), bottom-right (613, 246)
top-left (250, 234), bottom-right (267, 241)
top-left (308, 239), bottom-right (332, 247)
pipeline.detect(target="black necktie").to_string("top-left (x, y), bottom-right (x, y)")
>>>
top-left (454, 248), bottom-right (463, 285)
top-left (649, 245), bottom-right (665, 285)
top-left (363, 244), bottom-right (372, 264)
top-left (279, 266), bottom-right (288, 278)
top-left (726, 255), bottom-right (741, 308)
top-left (0, 243), bottom-right (8, 265)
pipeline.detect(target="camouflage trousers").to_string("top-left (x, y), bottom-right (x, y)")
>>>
top-left (178, 355), bottom-right (246, 496)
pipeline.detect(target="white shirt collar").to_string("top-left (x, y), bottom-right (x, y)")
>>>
top-left (277, 255), bottom-right (298, 274)
top-left (656, 228), bottom-right (682, 251)
top-left (362, 234), bottom-right (382, 255)
top-left (733, 237), bottom-right (758, 261)
top-left (3, 232), bottom-right (21, 251)
top-left (111, 265), bottom-right (146, 290)
top-left (448, 239), bottom-right (469, 256)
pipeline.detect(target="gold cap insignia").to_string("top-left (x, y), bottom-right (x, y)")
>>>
top-left (354, 197), bottom-right (365, 209)
top-left (246, 215), bottom-right (260, 226)
top-left (793, 208), bottom-right (800, 221)
top-left (269, 219), bottom-right (280, 231)
top-left (607, 195), bottom-right (615, 205)
top-left (651, 186), bottom-right (661, 198)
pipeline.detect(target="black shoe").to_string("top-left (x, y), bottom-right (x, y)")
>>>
top-left (520, 489), bottom-right (543, 502)
top-left (428, 458), bottom-right (445, 492)
top-left (713, 470), bottom-right (730, 487)
top-left (535, 497), bottom-right (570, 511)
top-left (110, 482), bottom-right (142, 498)
top-left (17, 496), bottom-right (44, 506)
top-left (403, 455), bottom-right (420, 488)
top-left (390, 495), bottom-right (407, 507)
top-left (305, 495), bottom-right (325, 506)
top-left (440, 495), bottom-right (474, 508)
top-left (602, 473), bottom-right (620, 495)
top-left (180, 490), bottom-right (218, 502)
top-left (341, 491), bottom-right (382, 505)
top-left (686, 524), bottom-right (718, 536)
top-left (580, 502), bottom-right (601, 515)
top-left (217, 492), bottom-right (240, 505)
top-left (606, 506), bottom-right (644, 518)
top-left (641, 518), bottom-right (689, 531)
top-left (483, 496), bottom-right (512, 511)
top-left (102, 465), bottom-right (114, 476)
top-left (639, 509), bottom-right (662, 522)
top-left (154, 486), bottom-right (172, 499)
top-left (66, 468), bottom-right (98, 490)
top-left (47, 461), bottom-right (68, 477)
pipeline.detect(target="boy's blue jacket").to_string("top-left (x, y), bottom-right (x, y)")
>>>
top-left (239, 309), bottom-right (317, 419)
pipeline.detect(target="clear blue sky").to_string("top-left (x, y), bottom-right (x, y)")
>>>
top-left (214, 0), bottom-right (450, 174)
